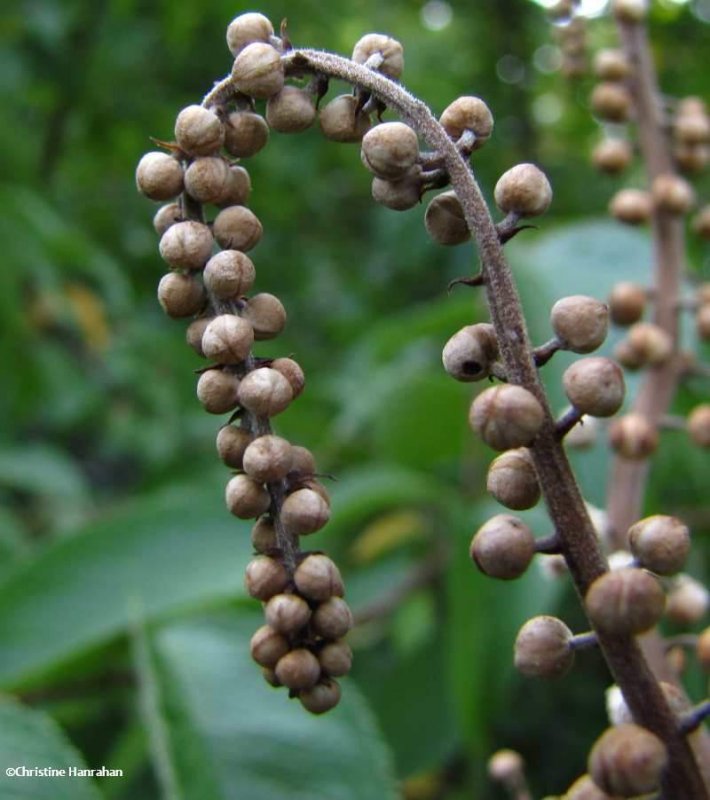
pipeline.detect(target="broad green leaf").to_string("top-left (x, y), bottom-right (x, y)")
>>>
top-left (142, 611), bottom-right (399, 800)
top-left (0, 696), bottom-right (104, 799)
top-left (0, 476), bottom-right (249, 689)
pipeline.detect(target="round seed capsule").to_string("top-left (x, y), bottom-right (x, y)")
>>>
top-left (244, 555), bottom-right (289, 601)
top-left (563, 357), bottom-right (625, 418)
top-left (238, 367), bottom-right (293, 417)
top-left (203, 250), bottom-right (256, 301)
top-left (469, 385), bottom-right (545, 451)
top-left (202, 314), bottom-right (254, 364)
top-left (184, 157), bottom-right (232, 205)
top-left (225, 474), bottom-right (271, 518)
top-left (294, 554), bottom-right (344, 601)
top-left (486, 449), bottom-right (540, 510)
top-left (270, 358), bottom-right (305, 398)
top-left (319, 94), bottom-right (371, 143)
top-left (688, 404), bottom-right (710, 447)
top-left (439, 96), bottom-right (493, 149)
top-left (361, 122), bottom-right (419, 180)
top-left (628, 515), bottom-right (690, 576)
top-left (590, 82), bottom-right (631, 122)
top-left (608, 282), bottom-right (646, 325)
top-left (299, 677), bottom-right (342, 714)
top-left (311, 597), bottom-right (353, 640)
top-left (241, 293), bottom-right (286, 340)
top-left (251, 516), bottom-right (278, 553)
top-left (352, 33), bottom-right (404, 79)
top-left (470, 514), bottom-right (536, 578)
top-left (153, 203), bottom-right (183, 237)
top-left (266, 86), bottom-right (316, 133)
top-left (175, 105), bottom-right (224, 156)
top-left (196, 369), bottom-right (240, 414)
top-left (442, 323), bottom-right (498, 382)
top-left (159, 221), bottom-right (214, 270)
top-left (216, 425), bottom-right (253, 469)
top-left (242, 435), bottom-right (294, 483)
top-left (318, 641), bottom-right (352, 677)
top-left (265, 593), bottom-right (311, 634)
top-left (425, 191), bottom-right (470, 245)
top-left (157, 272), bottom-right (205, 318)
top-left (281, 488), bottom-right (330, 535)
top-left (224, 111), bottom-right (269, 158)
top-left (592, 138), bottom-right (633, 174)
top-left (651, 173), bottom-right (695, 214)
top-left (250, 624), bottom-right (289, 667)
top-left (588, 723), bottom-right (667, 797)
top-left (226, 12), bottom-right (274, 57)
top-left (551, 296), bottom-right (609, 354)
top-left (609, 189), bottom-right (652, 225)
top-left (608, 413), bottom-right (658, 459)
top-left (136, 152), bottom-right (184, 200)
top-left (585, 567), bottom-right (665, 636)
top-left (231, 42), bottom-right (285, 99)
top-left (213, 206), bottom-right (263, 252)
top-left (494, 164), bottom-right (552, 217)
top-left (274, 648), bottom-right (321, 690)
top-left (514, 616), bottom-right (574, 678)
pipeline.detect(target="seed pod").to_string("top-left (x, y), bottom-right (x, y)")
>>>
top-left (590, 82), bottom-right (631, 122)
top-left (371, 169), bottom-right (422, 211)
top-left (613, 339), bottom-right (645, 371)
top-left (665, 574), bottom-right (709, 625)
top-left (218, 165), bottom-right (252, 208)
top-left (361, 122), bottom-right (419, 180)
top-left (514, 616), bottom-right (574, 678)
top-left (611, 0), bottom-right (648, 22)
top-left (651, 173), bottom-right (695, 215)
top-left (551, 295), bottom-right (609, 353)
top-left (469, 385), bottom-right (545, 451)
top-left (265, 593), bottom-right (311, 634)
top-left (153, 203), bottom-right (183, 237)
top-left (675, 143), bottom-right (709, 174)
top-left (281, 488), bottom-right (330, 535)
top-left (311, 597), bottom-right (353, 640)
top-left (271, 358), bottom-right (305, 398)
top-left (216, 424), bottom-right (253, 469)
top-left (697, 626), bottom-right (710, 671)
top-left (674, 111), bottom-right (710, 146)
top-left (186, 316), bottom-right (213, 358)
top-left (213, 206), bottom-right (263, 252)
top-left (136, 152), bottom-right (184, 200)
top-left (563, 357), bottom-right (625, 418)
top-left (442, 323), bottom-right (498, 382)
top-left (201, 314), bottom-right (254, 364)
top-left (294, 554), bottom-right (344, 601)
top-left (184, 157), bottom-right (231, 205)
top-left (609, 189), bottom-right (652, 225)
top-left (494, 163), bottom-right (552, 217)
top-left (628, 515), bottom-right (690, 576)
top-left (585, 567), bottom-right (665, 635)
top-left (224, 111), bottom-right (270, 157)
top-left (424, 191), bottom-right (470, 245)
top-left (564, 414), bottom-right (598, 449)
top-left (175, 105), bottom-right (224, 156)
top-left (486, 449), bottom-right (540, 510)
top-left (244, 555), bottom-right (289, 600)
top-left (693, 206), bottom-right (710, 240)
top-left (564, 774), bottom-right (612, 799)
top-left (470, 514), bottom-right (536, 578)
top-left (608, 413), bottom-right (658, 459)
top-left (243, 435), bottom-right (294, 483)
top-left (696, 304), bottom-right (710, 340)
top-left (241, 293), bottom-right (286, 340)
top-left (266, 86), bottom-right (316, 133)
top-left (592, 138), bottom-right (633, 174)
top-left (250, 624), bottom-right (289, 667)
top-left (226, 12), bottom-right (274, 57)
top-left (439, 96), bottom-right (493, 149)
top-left (203, 250), bottom-right (256, 300)
top-left (588, 723), bottom-right (667, 797)
top-left (196, 369), bottom-right (240, 414)
top-left (238, 367), bottom-right (293, 417)
top-left (352, 33), bottom-right (404, 79)
top-left (261, 667), bottom-right (280, 686)
top-left (299, 677), bottom-right (342, 714)
top-left (688, 404), bottom-right (710, 447)
top-left (275, 648), bottom-right (321, 690)
top-left (319, 94), bottom-right (371, 143)
top-left (289, 445), bottom-right (317, 476)
top-left (318, 640), bottom-right (352, 677)
top-left (225, 473), bottom-right (271, 518)
top-left (608, 282), bottom-right (646, 325)
top-left (487, 749), bottom-right (525, 787)
top-left (593, 49), bottom-right (629, 81)
top-left (301, 479), bottom-right (331, 507)
top-left (251, 516), bottom-right (278, 553)
top-left (231, 42), bottom-right (285, 99)
top-left (157, 272), bottom-right (205, 318)
top-left (159, 221), bottom-right (214, 270)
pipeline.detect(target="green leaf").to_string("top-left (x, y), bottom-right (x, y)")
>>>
top-left (0, 696), bottom-right (104, 799)
top-left (143, 611), bottom-right (399, 800)
top-left (0, 476), bottom-right (249, 689)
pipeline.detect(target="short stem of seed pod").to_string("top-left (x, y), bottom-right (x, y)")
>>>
top-left (556, 406), bottom-right (584, 439)
top-left (419, 130), bottom-right (477, 170)
top-left (681, 361), bottom-right (710, 380)
top-left (569, 631), bottom-right (599, 652)
top-left (420, 167), bottom-right (450, 192)
top-left (658, 414), bottom-right (687, 431)
top-left (679, 700), bottom-right (710, 735)
top-left (447, 271), bottom-right (485, 291)
top-left (534, 533), bottom-right (561, 554)
top-left (675, 297), bottom-right (699, 312)
top-left (533, 337), bottom-right (561, 367)
top-left (664, 634), bottom-right (699, 651)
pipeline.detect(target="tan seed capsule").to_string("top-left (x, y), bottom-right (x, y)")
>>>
top-left (608, 413), bottom-right (658, 459)
top-left (371, 169), bottom-right (422, 211)
top-left (157, 272), bottom-right (205, 318)
top-left (696, 626), bottom-right (710, 671)
top-left (563, 774), bottom-right (610, 799)
top-left (184, 157), bottom-right (232, 205)
top-left (213, 206), bottom-right (263, 252)
top-left (665, 574), bottom-right (709, 625)
top-left (289, 445), bottom-right (317, 476)
top-left (275, 648), bottom-right (321, 691)
top-left (469, 385), bottom-right (545, 451)
top-left (266, 86), bottom-right (316, 133)
top-left (674, 113), bottom-right (710, 146)
top-left (159, 221), bottom-right (214, 270)
top-left (352, 33), bottom-right (404, 79)
top-left (249, 624), bottom-right (289, 667)
top-left (319, 94), bottom-right (370, 142)
top-left (186, 316), bottom-right (213, 358)
top-left (361, 122), bottom-right (419, 180)
top-left (693, 205), bottom-right (710, 240)
top-left (265, 593), bottom-right (311, 634)
top-left (225, 473), bottom-right (271, 518)
top-left (424, 190), bottom-right (470, 245)
top-left (439, 96), bottom-right (493, 149)
top-left (238, 367), bottom-right (293, 417)
top-left (588, 723), bottom-right (667, 797)
top-left (270, 358), bottom-right (305, 398)
top-left (590, 82), bottom-right (631, 122)
top-left (626, 322), bottom-right (674, 366)
top-left (486, 449), bottom-right (540, 510)
top-left (294, 554), bottom-right (345, 601)
top-left (281, 488), bottom-right (330, 536)
top-left (585, 567), bottom-right (665, 636)
top-left (564, 413), bottom-right (599, 449)
top-left (487, 749), bottom-right (525, 787)
top-left (226, 12), bottom-right (274, 57)
top-left (613, 339), bottom-right (645, 371)
top-left (609, 189), bottom-right (652, 225)
top-left (201, 314), bottom-right (254, 364)
top-left (651, 173), bottom-right (695, 214)
top-left (196, 369), bottom-right (240, 414)
top-left (311, 597), bottom-right (353, 639)
top-left (698, 304), bottom-right (710, 340)
top-left (203, 250), bottom-right (256, 300)
top-left (242, 435), bottom-right (294, 483)
top-left (224, 111), bottom-right (269, 157)
top-left (241, 293), bottom-right (286, 340)
top-left (175, 105), bottom-right (224, 156)
top-left (494, 163), bottom-right (552, 217)
top-left (318, 641), bottom-right (352, 677)
top-left (688, 404), bottom-right (710, 447)
top-left (244, 555), bottom-right (289, 600)
top-left (592, 138), bottom-right (633, 174)
top-left (261, 666), bottom-right (280, 686)
top-left (551, 295), bottom-right (609, 353)
top-left (299, 677), bottom-right (342, 714)
top-left (608, 282), bottom-right (646, 326)
top-left (563, 357), bottom-right (625, 418)
top-left (628, 515), bottom-right (690, 576)
top-left (470, 514), bottom-right (536, 578)
top-left (251, 516), bottom-right (278, 553)
top-left (231, 42), bottom-right (285, 100)
top-left (674, 143), bottom-right (709, 174)
top-left (442, 323), bottom-right (498, 381)
top-left (514, 616), bottom-right (574, 678)
top-left (153, 203), bottom-right (183, 237)
top-left (218, 165), bottom-right (252, 208)
top-left (593, 48), bottom-right (629, 81)
top-left (136, 152), bottom-right (184, 200)
top-left (216, 425), bottom-right (253, 469)
top-left (611, 0), bottom-right (648, 22)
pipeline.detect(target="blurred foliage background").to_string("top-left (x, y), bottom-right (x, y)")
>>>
top-left (0, 0), bottom-right (708, 798)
